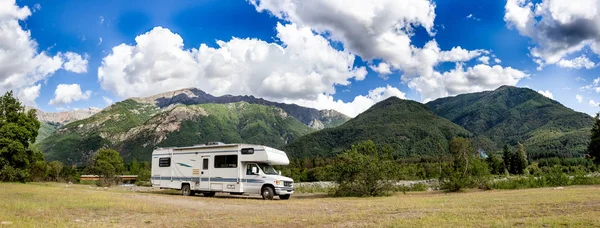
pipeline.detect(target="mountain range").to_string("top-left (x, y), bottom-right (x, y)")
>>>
top-left (37, 86), bottom-right (595, 164)
top-left (38, 88), bottom-right (348, 164)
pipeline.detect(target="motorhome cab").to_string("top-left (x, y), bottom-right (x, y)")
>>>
top-left (151, 142), bottom-right (294, 200)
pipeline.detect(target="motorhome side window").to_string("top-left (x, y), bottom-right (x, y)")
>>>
top-left (241, 148), bottom-right (254, 155)
top-left (158, 157), bottom-right (170, 167)
top-left (246, 164), bottom-right (258, 175)
top-left (214, 155), bottom-right (238, 168)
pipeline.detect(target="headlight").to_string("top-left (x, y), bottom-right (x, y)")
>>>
top-left (275, 180), bottom-right (281, 185)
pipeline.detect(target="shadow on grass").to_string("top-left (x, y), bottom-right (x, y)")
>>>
top-left (139, 189), bottom-right (330, 200)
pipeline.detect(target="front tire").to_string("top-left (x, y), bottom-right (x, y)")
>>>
top-left (261, 186), bottom-right (275, 200)
top-left (182, 184), bottom-right (192, 196)
top-left (279, 194), bottom-right (291, 200)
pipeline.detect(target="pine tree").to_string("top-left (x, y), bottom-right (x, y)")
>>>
top-left (588, 114), bottom-right (600, 164)
top-left (502, 145), bottom-right (513, 174)
top-left (514, 143), bottom-right (528, 174)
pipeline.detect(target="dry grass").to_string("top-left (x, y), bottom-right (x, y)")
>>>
top-left (1, 183), bottom-right (600, 227)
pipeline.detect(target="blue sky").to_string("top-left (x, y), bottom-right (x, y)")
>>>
top-left (3, 0), bottom-right (600, 116)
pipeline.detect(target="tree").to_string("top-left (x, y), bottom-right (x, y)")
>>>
top-left (47, 161), bottom-right (64, 181)
top-left (88, 148), bottom-right (125, 186)
top-left (513, 143), bottom-right (528, 174)
top-left (486, 154), bottom-right (503, 175)
top-left (329, 140), bottom-right (399, 197)
top-left (502, 145), bottom-right (514, 174)
top-left (0, 91), bottom-right (41, 182)
top-left (588, 114), bottom-right (600, 164)
top-left (440, 137), bottom-right (490, 192)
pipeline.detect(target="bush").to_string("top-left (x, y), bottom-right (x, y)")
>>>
top-left (87, 148), bottom-right (125, 187)
top-left (329, 140), bottom-right (399, 197)
top-left (395, 183), bottom-right (429, 192)
top-left (440, 137), bottom-right (491, 192)
top-left (491, 166), bottom-right (600, 189)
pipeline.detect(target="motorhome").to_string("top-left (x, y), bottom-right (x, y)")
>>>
top-left (151, 142), bottom-right (294, 200)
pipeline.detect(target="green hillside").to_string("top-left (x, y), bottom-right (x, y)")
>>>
top-left (40, 101), bottom-right (313, 164)
top-left (426, 86), bottom-right (594, 158)
top-left (39, 99), bottom-right (160, 164)
top-left (285, 97), bottom-right (472, 158)
top-left (36, 122), bottom-right (61, 143)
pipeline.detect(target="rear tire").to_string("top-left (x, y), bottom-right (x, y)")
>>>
top-left (182, 184), bottom-right (192, 196)
top-left (279, 194), bottom-right (291, 200)
top-left (203, 192), bottom-right (216, 197)
top-left (261, 186), bottom-right (275, 200)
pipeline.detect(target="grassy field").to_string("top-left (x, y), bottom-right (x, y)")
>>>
top-left (1, 183), bottom-right (600, 227)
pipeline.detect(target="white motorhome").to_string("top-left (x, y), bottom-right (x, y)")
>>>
top-left (151, 142), bottom-right (294, 200)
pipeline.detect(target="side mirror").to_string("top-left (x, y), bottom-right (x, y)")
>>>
top-left (251, 167), bottom-right (258, 175)
top-left (278, 170), bottom-right (281, 175)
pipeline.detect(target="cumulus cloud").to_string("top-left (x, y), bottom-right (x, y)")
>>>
top-left (287, 85), bottom-right (406, 117)
top-left (99, 24), bottom-right (366, 102)
top-left (62, 52), bottom-right (89, 73)
top-left (48, 84), bottom-right (91, 105)
top-left (478, 56), bottom-right (490, 64)
top-left (18, 84), bottom-right (41, 107)
top-left (504, 0), bottom-right (600, 68)
top-left (538, 90), bottom-right (553, 99)
top-left (370, 62), bottom-right (392, 77)
top-left (250, 0), bottom-right (527, 101)
top-left (494, 58), bottom-right (502, 63)
top-left (410, 63), bottom-right (529, 101)
top-left (576, 94), bottom-right (583, 103)
top-left (590, 99), bottom-right (600, 107)
top-left (557, 55), bottom-right (597, 69)
top-left (0, 0), bottom-right (64, 104)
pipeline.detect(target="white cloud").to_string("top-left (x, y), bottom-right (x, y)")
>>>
top-left (538, 90), bottom-right (553, 99)
top-left (494, 58), bottom-right (502, 63)
top-left (557, 55), bottom-right (597, 69)
top-left (590, 99), bottom-right (600, 107)
top-left (49, 84), bottom-right (91, 105)
top-left (576, 94), bottom-right (583, 103)
top-left (102, 96), bottom-right (113, 105)
top-left (466, 13), bottom-right (481, 21)
top-left (99, 24), bottom-right (365, 102)
top-left (504, 0), bottom-right (600, 68)
top-left (98, 37), bottom-right (102, 45)
top-left (410, 63), bottom-right (529, 100)
top-left (370, 62), bottom-right (392, 77)
top-left (99, 16), bottom-right (104, 24)
top-left (0, 0), bottom-right (64, 100)
top-left (439, 46), bottom-right (486, 62)
top-left (62, 52), bottom-right (88, 73)
top-left (32, 3), bottom-right (41, 12)
top-left (478, 56), bottom-right (490, 64)
top-left (250, 0), bottom-right (526, 102)
top-left (17, 84), bottom-right (40, 107)
top-left (287, 85), bottom-right (406, 117)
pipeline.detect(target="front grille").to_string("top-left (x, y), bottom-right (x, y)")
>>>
top-left (284, 181), bottom-right (293, 187)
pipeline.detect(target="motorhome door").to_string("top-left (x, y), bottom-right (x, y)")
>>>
top-left (199, 156), bottom-right (210, 190)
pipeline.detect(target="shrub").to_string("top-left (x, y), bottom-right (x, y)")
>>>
top-left (87, 148), bottom-right (125, 187)
top-left (329, 140), bottom-right (399, 197)
top-left (440, 137), bottom-right (491, 192)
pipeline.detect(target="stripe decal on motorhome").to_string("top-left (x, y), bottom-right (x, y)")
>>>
top-left (152, 149), bottom-right (266, 156)
top-left (176, 163), bottom-right (192, 167)
top-left (150, 176), bottom-right (266, 183)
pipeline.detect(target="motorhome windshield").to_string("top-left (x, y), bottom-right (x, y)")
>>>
top-left (258, 163), bottom-right (278, 175)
